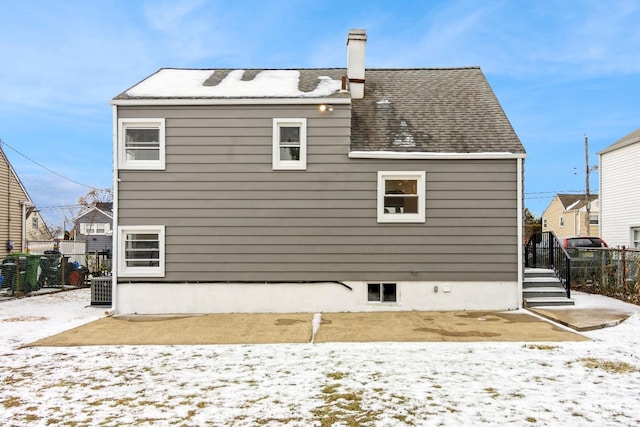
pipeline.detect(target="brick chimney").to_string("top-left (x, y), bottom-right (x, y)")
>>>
top-left (347, 29), bottom-right (367, 99)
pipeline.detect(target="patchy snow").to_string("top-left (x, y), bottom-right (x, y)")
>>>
top-left (125, 69), bottom-right (342, 98)
top-left (393, 120), bottom-right (416, 147)
top-left (1, 289), bottom-right (640, 425)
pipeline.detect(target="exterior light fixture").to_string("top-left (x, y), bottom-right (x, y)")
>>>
top-left (319, 104), bottom-right (333, 112)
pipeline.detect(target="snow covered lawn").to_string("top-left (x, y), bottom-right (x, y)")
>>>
top-left (1, 289), bottom-right (640, 426)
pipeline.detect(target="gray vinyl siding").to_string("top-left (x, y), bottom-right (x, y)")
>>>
top-left (117, 105), bottom-right (519, 282)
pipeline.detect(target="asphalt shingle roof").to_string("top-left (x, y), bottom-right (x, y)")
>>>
top-left (557, 194), bottom-right (598, 210)
top-left (114, 67), bottom-right (525, 154)
top-left (351, 68), bottom-right (524, 154)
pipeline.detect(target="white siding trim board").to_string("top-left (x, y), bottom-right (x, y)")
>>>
top-left (349, 151), bottom-right (526, 160)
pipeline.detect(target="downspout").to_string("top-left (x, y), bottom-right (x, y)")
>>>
top-left (20, 201), bottom-right (33, 253)
top-left (517, 157), bottom-right (524, 309)
top-left (111, 104), bottom-right (119, 313)
top-left (21, 201), bottom-right (25, 252)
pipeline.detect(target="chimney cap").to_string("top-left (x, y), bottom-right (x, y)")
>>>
top-left (347, 29), bottom-right (367, 44)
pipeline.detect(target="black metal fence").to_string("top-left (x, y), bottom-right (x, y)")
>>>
top-left (571, 247), bottom-right (640, 303)
top-left (525, 232), bottom-right (572, 298)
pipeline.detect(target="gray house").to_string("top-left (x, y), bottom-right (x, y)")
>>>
top-left (110, 30), bottom-right (526, 314)
top-left (74, 202), bottom-right (113, 255)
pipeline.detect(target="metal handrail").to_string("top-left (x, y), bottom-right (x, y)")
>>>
top-left (525, 231), bottom-right (572, 298)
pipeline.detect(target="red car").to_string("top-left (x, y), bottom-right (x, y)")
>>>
top-left (562, 236), bottom-right (608, 249)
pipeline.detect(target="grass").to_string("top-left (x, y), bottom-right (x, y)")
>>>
top-left (577, 358), bottom-right (639, 374)
top-left (524, 344), bottom-right (559, 351)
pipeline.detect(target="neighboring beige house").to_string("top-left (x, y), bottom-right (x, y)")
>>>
top-left (0, 145), bottom-right (52, 259)
top-left (541, 194), bottom-right (600, 238)
top-left (598, 128), bottom-right (640, 248)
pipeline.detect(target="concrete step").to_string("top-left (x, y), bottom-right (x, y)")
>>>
top-left (523, 287), bottom-right (568, 299)
top-left (524, 268), bottom-right (556, 278)
top-left (524, 297), bottom-right (575, 307)
top-left (523, 277), bottom-right (563, 289)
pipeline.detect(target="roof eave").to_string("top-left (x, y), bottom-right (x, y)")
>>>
top-left (111, 97), bottom-right (352, 106)
top-left (348, 151), bottom-right (526, 160)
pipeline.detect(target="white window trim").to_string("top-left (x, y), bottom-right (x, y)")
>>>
top-left (118, 225), bottom-right (165, 277)
top-left (118, 118), bottom-right (166, 170)
top-left (366, 282), bottom-right (399, 304)
top-left (377, 171), bottom-right (426, 223)
top-left (272, 118), bottom-right (307, 170)
top-left (631, 226), bottom-right (640, 248)
top-left (81, 223), bottom-right (111, 236)
top-left (559, 216), bottom-right (565, 227)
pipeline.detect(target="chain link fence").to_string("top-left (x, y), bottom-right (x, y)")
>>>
top-left (571, 247), bottom-right (640, 305)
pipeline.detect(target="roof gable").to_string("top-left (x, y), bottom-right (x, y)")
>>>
top-left (598, 127), bottom-right (640, 155)
top-left (557, 193), bottom-right (598, 210)
top-left (75, 203), bottom-right (113, 222)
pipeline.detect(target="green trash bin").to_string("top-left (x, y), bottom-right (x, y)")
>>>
top-left (23, 254), bottom-right (41, 291)
top-left (11, 253), bottom-right (40, 293)
top-left (1, 258), bottom-right (17, 294)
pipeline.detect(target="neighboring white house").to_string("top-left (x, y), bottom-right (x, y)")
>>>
top-left (598, 128), bottom-right (640, 248)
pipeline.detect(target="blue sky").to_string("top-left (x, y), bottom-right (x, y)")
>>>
top-left (1, 0), bottom-right (639, 228)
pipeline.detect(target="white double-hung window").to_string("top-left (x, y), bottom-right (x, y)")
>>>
top-left (632, 227), bottom-right (640, 248)
top-left (80, 223), bottom-right (111, 235)
top-left (118, 225), bottom-right (165, 277)
top-left (377, 171), bottom-right (426, 223)
top-left (273, 118), bottom-right (307, 170)
top-left (118, 118), bottom-right (165, 170)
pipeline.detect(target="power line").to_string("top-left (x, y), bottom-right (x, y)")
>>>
top-left (36, 204), bottom-right (84, 211)
top-left (0, 138), bottom-right (99, 190)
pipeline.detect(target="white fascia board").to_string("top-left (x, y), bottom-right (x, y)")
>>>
top-left (565, 200), bottom-right (581, 211)
top-left (348, 151), bottom-right (527, 160)
top-left (111, 97), bottom-right (351, 106)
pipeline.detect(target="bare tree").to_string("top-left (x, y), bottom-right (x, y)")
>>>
top-left (77, 188), bottom-right (113, 209)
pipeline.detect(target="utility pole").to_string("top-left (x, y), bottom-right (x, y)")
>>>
top-left (585, 134), bottom-right (591, 236)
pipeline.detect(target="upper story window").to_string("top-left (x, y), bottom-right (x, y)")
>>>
top-left (377, 171), bottom-right (426, 223)
top-left (589, 215), bottom-right (599, 225)
top-left (542, 218), bottom-right (547, 228)
top-left (559, 216), bottom-right (565, 227)
top-left (118, 225), bottom-right (165, 277)
top-left (118, 118), bottom-right (165, 170)
top-left (273, 118), bottom-right (307, 170)
top-left (80, 223), bottom-right (111, 235)
top-left (32, 217), bottom-right (38, 229)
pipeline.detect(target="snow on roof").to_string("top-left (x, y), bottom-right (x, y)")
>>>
top-left (125, 69), bottom-right (342, 98)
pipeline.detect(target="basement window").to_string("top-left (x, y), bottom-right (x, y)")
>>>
top-left (367, 283), bottom-right (397, 303)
